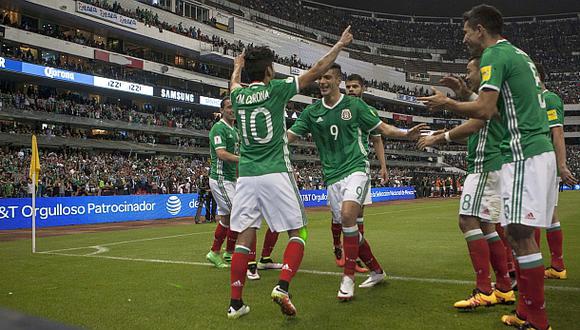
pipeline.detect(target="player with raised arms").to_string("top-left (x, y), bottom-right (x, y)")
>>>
top-left (226, 26), bottom-right (354, 319)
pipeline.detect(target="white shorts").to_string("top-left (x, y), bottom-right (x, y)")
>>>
top-left (209, 178), bottom-right (236, 216)
top-left (459, 171), bottom-right (501, 223)
top-left (553, 177), bottom-right (561, 207)
top-left (328, 172), bottom-right (372, 224)
top-left (230, 172), bottom-right (307, 233)
top-left (500, 152), bottom-right (557, 228)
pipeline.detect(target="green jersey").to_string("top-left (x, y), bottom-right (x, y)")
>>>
top-left (231, 77), bottom-right (299, 177)
top-left (209, 119), bottom-right (239, 182)
top-left (544, 90), bottom-right (564, 129)
top-left (466, 118), bottom-right (504, 174)
top-left (479, 40), bottom-right (553, 164)
top-left (289, 94), bottom-right (382, 185)
top-left (363, 103), bottom-right (382, 154)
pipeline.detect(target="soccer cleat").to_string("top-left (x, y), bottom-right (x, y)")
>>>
top-left (334, 247), bottom-right (345, 267)
top-left (453, 288), bottom-right (498, 310)
top-left (257, 257), bottom-right (283, 270)
top-left (271, 285), bottom-right (297, 317)
top-left (337, 275), bottom-right (355, 301)
top-left (223, 252), bottom-right (232, 263)
top-left (227, 304), bottom-right (250, 319)
top-left (359, 271), bottom-right (386, 288)
top-left (246, 263), bottom-right (260, 280)
top-left (355, 259), bottom-right (369, 273)
top-left (493, 289), bottom-right (516, 305)
top-left (500, 313), bottom-right (526, 328)
top-left (545, 267), bottom-right (567, 279)
top-left (206, 251), bottom-right (228, 268)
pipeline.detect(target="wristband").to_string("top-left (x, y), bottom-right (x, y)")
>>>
top-left (444, 131), bottom-right (452, 143)
top-left (468, 93), bottom-right (478, 101)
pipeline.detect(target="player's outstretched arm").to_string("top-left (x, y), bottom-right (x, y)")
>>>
top-left (216, 149), bottom-right (240, 163)
top-left (376, 122), bottom-right (429, 140)
top-left (230, 51), bottom-right (245, 92)
top-left (551, 126), bottom-right (578, 185)
top-left (418, 88), bottom-right (499, 120)
top-left (417, 119), bottom-right (485, 149)
top-left (371, 135), bottom-right (388, 184)
top-left (297, 26), bottom-right (353, 89)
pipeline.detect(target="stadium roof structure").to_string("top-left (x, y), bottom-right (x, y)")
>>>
top-left (310, 0), bottom-right (580, 18)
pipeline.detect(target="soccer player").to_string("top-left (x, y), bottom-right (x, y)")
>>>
top-left (324, 74), bottom-right (388, 272)
top-left (226, 26), bottom-right (354, 319)
top-left (535, 63), bottom-right (578, 280)
top-left (419, 5), bottom-right (557, 329)
top-left (288, 63), bottom-right (426, 300)
top-left (206, 97), bottom-right (241, 269)
top-left (418, 56), bottom-right (515, 309)
top-left (205, 98), bottom-right (283, 278)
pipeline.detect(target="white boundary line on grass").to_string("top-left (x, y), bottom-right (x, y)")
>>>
top-left (36, 250), bottom-right (580, 293)
top-left (40, 231), bottom-right (214, 254)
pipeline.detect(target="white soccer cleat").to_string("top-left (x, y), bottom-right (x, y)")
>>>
top-left (359, 271), bottom-right (386, 288)
top-left (257, 258), bottom-right (283, 270)
top-left (337, 275), bottom-right (355, 301)
top-left (227, 305), bottom-right (250, 319)
top-left (246, 265), bottom-right (261, 280)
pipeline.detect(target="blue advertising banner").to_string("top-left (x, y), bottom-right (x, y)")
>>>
top-left (0, 57), bottom-right (23, 72)
top-left (562, 184), bottom-right (580, 191)
top-left (21, 63), bottom-right (95, 86)
top-left (0, 187), bottom-right (416, 230)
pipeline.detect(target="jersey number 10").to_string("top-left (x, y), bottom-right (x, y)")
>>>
top-left (238, 107), bottom-right (274, 145)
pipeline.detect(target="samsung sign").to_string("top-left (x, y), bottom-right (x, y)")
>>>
top-left (158, 88), bottom-right (197, 104)
top-left (0, 187), bottom-right (415, 229)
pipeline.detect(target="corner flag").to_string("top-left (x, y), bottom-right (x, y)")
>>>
top-left (29, 135), bottom-right (40, 186)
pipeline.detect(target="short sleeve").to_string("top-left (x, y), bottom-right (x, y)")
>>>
top-left (546, 94), bottom-right (564, 127)
top-left (210, 126), bottom-right (227, 150)
top-left (288, 107), bottom-right (311, 138)
top-left (271, 77), bottom-right (300, 103)
top-left (356, 100), bottom-right (381, 133)
top-left (479, 47), bottom-right (507, 93)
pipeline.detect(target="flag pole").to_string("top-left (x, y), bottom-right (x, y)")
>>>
top-left (32, 172), bottom-right (36, 253)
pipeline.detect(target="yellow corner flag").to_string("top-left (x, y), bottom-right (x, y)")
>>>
top-left (29, 135), bottom-right (41, 186)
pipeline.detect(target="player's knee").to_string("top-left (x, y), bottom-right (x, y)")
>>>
top-left (458, 215), bottom-right (479, 232)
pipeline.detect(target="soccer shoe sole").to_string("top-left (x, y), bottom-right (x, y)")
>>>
top-left (271, 291), bottom-right (296, 316)
top-left (257, 262), bottom-right (283, 270)
top-left (545, 267), bottom-right (567, 280)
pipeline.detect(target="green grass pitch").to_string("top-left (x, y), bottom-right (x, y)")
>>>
top-left (1, 193), bottom-right (579, 329)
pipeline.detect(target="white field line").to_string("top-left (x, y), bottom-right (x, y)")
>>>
top-left (36, 251), bottom-right (580, 293)
top-left (40, 231), bottom-right (213, 254)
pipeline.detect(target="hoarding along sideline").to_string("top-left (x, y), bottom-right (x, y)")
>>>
top-left (0, 187), bottom-right (416, 230)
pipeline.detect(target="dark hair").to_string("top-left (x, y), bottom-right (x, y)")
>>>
top-left (534, 62), bottom-right (546, 83)
top-left (463, 4), bottom-right (503, 35)
top-left (244, 46), bottom-right (275, 82)
top-left (220, 96), bottom-right (231, 109)
top-left (346, 73), bottom-right (365, 86)
top-left (328, 63), bottom-right (342, 78)
top-left (468, 55), bottom-right (481, 65)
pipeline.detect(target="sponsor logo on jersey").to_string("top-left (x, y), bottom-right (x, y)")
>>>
top-left (480, 65), bottom-right (492, 82)
top-left (547, 109), bottom-right (558, 121)
top-left (316, 117), bottom-right (324, 123)
top-left (285, 77), bottom-right (294, 83)
top-left (214, 135), bottom-right (222, 145)
top-left (525, 212), bottom-right (536, 220)
top-left (341, 109), bottom-right (352, 121)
